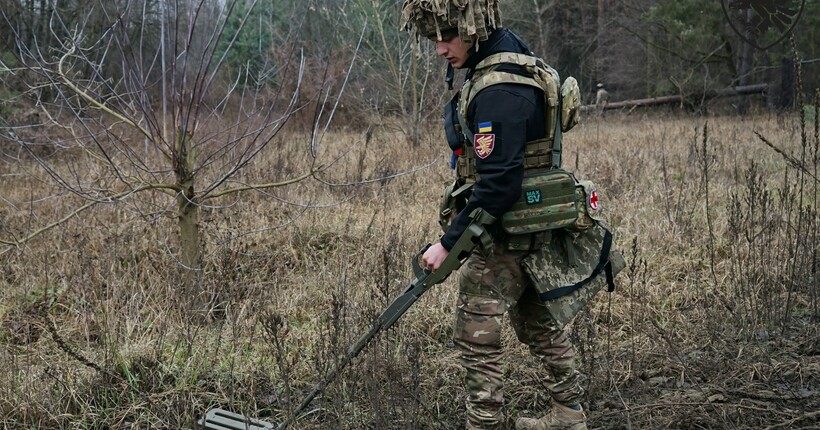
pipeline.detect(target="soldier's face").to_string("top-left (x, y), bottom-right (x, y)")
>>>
top-left (431, 30), bottom-right (475, 69)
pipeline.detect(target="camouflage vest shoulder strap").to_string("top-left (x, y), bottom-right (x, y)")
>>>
top-left (458, 52), bottom-right (561, 141)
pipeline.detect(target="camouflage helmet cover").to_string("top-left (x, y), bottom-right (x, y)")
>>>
top-left (401, 0), bottom-right (502, 42)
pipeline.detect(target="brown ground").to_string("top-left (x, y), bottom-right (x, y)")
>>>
top-left (1, 111), bottom-right (818, 429)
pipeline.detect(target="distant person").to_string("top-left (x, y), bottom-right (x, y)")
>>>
top-left (596, 83), bottom-right (609, 114)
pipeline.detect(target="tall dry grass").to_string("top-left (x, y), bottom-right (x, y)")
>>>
top-left (0, 105), bottom-right (818, 429)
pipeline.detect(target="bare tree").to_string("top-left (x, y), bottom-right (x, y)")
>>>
top-left (0, 0), bottom-right (337, 306)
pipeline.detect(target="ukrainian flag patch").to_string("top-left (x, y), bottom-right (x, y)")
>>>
top-left (478, 122), bottom-right (493, 133)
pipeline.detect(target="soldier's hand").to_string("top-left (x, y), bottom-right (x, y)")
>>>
top-left (422, 242), bottom-right (449, 271)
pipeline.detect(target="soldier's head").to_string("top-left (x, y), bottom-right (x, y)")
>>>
top-left (400, 0), bottom-right (502, 69)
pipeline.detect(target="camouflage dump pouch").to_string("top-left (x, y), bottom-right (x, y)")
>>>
top-left (501, 169), bottom-right (579, 235)
top-left (521, 223), bottom-right (625, 328)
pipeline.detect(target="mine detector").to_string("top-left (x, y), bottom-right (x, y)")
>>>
top-left (198, 210), bottom-right (496, 430)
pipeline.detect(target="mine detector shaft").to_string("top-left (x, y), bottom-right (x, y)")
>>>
top-left (199, 210), bottom-right (496, 430)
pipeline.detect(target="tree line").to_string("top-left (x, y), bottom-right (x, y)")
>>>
top-left (1, 0), bottom-right (818, 125)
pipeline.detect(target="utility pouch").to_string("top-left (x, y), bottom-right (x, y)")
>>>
top-left (444, 94), bottom-right (465, 152)
top-left (560, 77), bottom-right (581, 132)
top-left (521, 224), bottom-right (625, 328)
top-left (501, 169), bottom-right (579, 235)
top-left (438, 180), bottom-right (472, 233)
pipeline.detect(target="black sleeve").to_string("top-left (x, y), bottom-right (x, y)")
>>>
top-left (441, 85), bottom-right (538, 250)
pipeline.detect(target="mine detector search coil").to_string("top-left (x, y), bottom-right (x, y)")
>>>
top-left (198, 210), bottom-right (496, 430)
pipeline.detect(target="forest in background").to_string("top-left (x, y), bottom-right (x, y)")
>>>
top-left (1, 0), bottom-right (818, 132)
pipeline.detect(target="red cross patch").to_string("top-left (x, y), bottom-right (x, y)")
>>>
top-left (589, 191), bottom-right (600, 210)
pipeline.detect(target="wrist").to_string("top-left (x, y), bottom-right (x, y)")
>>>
top-left (440, 237), bottom-right (454, 252)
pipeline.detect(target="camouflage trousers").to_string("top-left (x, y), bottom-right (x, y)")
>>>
top-left (454, 240), bottom-right (583, 430)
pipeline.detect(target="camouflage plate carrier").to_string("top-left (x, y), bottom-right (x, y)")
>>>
top-left (447, 51), bottom-right (582, 237)
top-left (444, 52), bottom-right (624, 325)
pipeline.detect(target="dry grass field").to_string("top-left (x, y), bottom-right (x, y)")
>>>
top-left (0, 106), bottom-right (818, 429)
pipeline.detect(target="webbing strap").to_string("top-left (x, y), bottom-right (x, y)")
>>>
top-left (537, 228), bottom-right (616, 301)
top-left (451, 181), bottom-right (474, 197)
top-left (524, 154), bottom-right (553, 169)
top-left (475, 52), bottom-right (539, 70)
top-left (563, 233), bottom-right (577, 266)
top-left (524, 138), bottom-right (551, 154)
top-left (457, 141), bottom-right (553, 179)
top-left (468, 71), bottom-right (544, 99)
top-left (457, 105), bottom-right (474, 145)
top-left (523, 138), bottom-right (554, 169)
top-left (551, 104), bottom-right (562, 168)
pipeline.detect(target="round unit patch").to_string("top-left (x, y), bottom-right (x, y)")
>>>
top-left (589, 190), bottom-right (600, 210)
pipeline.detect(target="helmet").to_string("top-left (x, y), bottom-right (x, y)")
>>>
top-left (400, 0), bottom-right (502, 42)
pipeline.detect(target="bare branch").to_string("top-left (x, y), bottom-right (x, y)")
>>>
top-left (0, 182), bottom-right (180, 254)
top-left (57, 45), bottom-right (152, 140)
top-left (755, 131), bottom-right (820, 183)
top-left (201, 165), bottom-right (323, 201)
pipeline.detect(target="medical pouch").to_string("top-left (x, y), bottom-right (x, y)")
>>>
top-left (566, 179), bottom-right (602, 232)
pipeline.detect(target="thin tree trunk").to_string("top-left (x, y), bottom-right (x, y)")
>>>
top-left (174, 127), bottom-right (201, 301)
top-left (532, 0), bottom-right (546, 57)
top-left (737, 9), bottom-right (755, 113)
top-left (411, 37), bottom-right (420, 147)
top-left (597, 0), bottom-right (608, 83)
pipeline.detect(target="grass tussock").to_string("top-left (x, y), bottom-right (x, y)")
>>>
top-left (0, 106), bottom-right (818, 429)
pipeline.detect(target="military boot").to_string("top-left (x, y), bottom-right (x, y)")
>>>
top-left (515, 403), bottom-right (587, 430)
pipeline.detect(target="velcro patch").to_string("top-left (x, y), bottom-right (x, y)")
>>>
top-left (526, 190), bottom-right (542, 205)
top-left (478, 122), bottom-right (493, 133)
top-left (474, 133), bottom-right (495, 159)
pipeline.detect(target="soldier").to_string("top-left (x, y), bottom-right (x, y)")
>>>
top-left (402, 1), bottom-right (590, 429)
top-left (595, 83), bottom-right (609, 114)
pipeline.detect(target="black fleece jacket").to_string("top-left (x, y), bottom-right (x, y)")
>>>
top-left (440, 28), bottom-right (548, 251)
